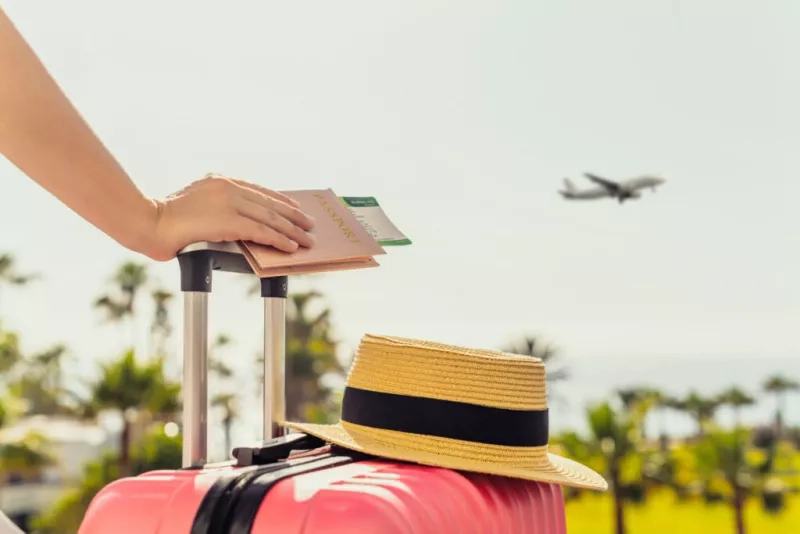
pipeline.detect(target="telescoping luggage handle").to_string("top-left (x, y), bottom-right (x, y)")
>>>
top-left (177, 241), bottom-right (287, 468)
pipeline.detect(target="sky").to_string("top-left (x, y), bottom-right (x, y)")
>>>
top-left (1, 0), bottom-right (798, 452)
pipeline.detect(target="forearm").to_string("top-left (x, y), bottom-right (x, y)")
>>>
top-left (0, 9), bottom-right (157, 255)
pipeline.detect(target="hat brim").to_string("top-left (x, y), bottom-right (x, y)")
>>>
top-left (285, 420), bottom-right (608, 491)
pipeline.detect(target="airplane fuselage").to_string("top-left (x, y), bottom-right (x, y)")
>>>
top-left (622, 175), bottom-right (666, 191)
top-left (560, 188), bottom-right (609, 200)
top-left (559, 173), bottom-right (666, 203)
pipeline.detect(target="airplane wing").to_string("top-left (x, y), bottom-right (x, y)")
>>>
top-left (583, 173), bottom-right (622, 193)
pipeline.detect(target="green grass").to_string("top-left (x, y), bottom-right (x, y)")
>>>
top-left (565, 492), bottom-right (800, 534)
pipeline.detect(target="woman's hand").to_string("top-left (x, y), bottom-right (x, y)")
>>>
top-left (1, 10), bottom-right (315, 262)
top-left (147, 174), bottom-right (316, 261)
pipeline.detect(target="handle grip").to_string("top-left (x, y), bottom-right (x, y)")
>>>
top-left (177, 241), bottom-right (287, 468)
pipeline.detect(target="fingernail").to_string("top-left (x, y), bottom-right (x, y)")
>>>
top-left (306, 232), bottom-right (316, 245)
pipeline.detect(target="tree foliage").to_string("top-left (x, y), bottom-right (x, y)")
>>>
top-left (256, 290), bottom-right (346, 423)
top-left (1, 254), bottom-right (798, 534)
top-left (88, 350), bottom-right (181, 474)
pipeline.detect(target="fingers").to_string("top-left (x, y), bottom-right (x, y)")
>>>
top-left (235, 196), bottom-right (316, 250)
top-left (235, 215), bottom-right (300, 253)
top-left (237, 186), bottom-right (315, 232)
top-left (228, 177), bottom-right (302, 210)
top-left (196, 173), bottom-right (316, 252)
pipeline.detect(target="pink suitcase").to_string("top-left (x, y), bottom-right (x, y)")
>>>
top-left (78, 242), bottom-right (569, 534)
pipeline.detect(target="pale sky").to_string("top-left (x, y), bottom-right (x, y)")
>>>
top-left (1, 0), bottom-right (798, 448)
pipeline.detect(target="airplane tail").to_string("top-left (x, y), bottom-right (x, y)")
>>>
top-left (562, 178), bottom-right (577, 193)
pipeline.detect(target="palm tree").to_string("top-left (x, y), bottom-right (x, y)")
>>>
top-left (0, 254), bottom-right (38, 285)
top-left (32, 344), bottom-right (69, 390)
top-left (208, 334), bottom-right (236, 459)
top-left (0, 253), bottom-right (39, 315)
top-left (211, 392), bottom-right (238, 457)
top-left (0, 328), bottom-right (22, 376)
top-left (680, 391), bottom-right (722, 438)
top-left (1, 334), bottom-right (74, 416)
top-left (150, 288), bottom-right (173, 358)
top-left (0, 430), bottom-right (54, 479)
top-left (586, 401), bottom-right (638, 534)
top-left (719, 387), bottom-right (755, 429)
top-left (6, 344), bottom-right (75, 417)
top-left (647, 389), bottom-right (680, 450)
top-left (89, 350), bottom-right (181, 475)
top-left (286, 291), bottom-right (333, 345)
top-left (762, 375), bottom-right (799, 439)
top-left (692, 429), bottom-right (762, 534)
top-left (255, 291), bottom-right (345, 422)
top-left (209, 334), bottom-right (234, 379)
top-left (615, 387), bottom-right (656, 440)
top-left (502, 336), bottom-right (569, 400)
top-left (94, 262), bottom-right (149, 348)
top-left (617, 388), bottom-right (647, 412)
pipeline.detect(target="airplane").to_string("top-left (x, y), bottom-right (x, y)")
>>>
top-left (559, 172), bottom-right (667, 204)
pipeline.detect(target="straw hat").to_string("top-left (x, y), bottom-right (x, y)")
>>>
top-left (285, 334), bottom-right (607, 491)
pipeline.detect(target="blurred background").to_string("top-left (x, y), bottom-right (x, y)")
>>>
top-left (0, 0), bottom-right (798, 533)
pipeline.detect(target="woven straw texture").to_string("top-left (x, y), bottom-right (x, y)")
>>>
top-left (285, 334), bottom-right (608, 491)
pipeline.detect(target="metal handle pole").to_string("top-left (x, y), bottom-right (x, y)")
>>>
top-left (261, 276), bottom-right (288, 440)
top-left (182, 291), bottom-right (209, 467)
top-left (177, 244), bottom-right (255, 466)
top-left (263, 298), bottom-right (286, 439)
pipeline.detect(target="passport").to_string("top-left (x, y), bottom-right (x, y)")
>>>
top-left (238, 189), bottom-right (388, 278)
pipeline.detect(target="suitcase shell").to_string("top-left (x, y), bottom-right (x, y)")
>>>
top-left (78, 242), bottom-right (570, 533)
top-left (79, 458), bottom-right (566, 534)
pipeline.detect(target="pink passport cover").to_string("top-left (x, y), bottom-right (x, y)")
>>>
top-left (238, 189), bottom-right (386, 277)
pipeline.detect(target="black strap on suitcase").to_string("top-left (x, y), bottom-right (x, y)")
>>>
top-left (190, 433), bottom-right (374, 534)
top-left (190, 448), bottom-right (355, 534)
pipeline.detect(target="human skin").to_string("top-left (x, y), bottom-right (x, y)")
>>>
top-left (0, 8), bottom-right (315, 261)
